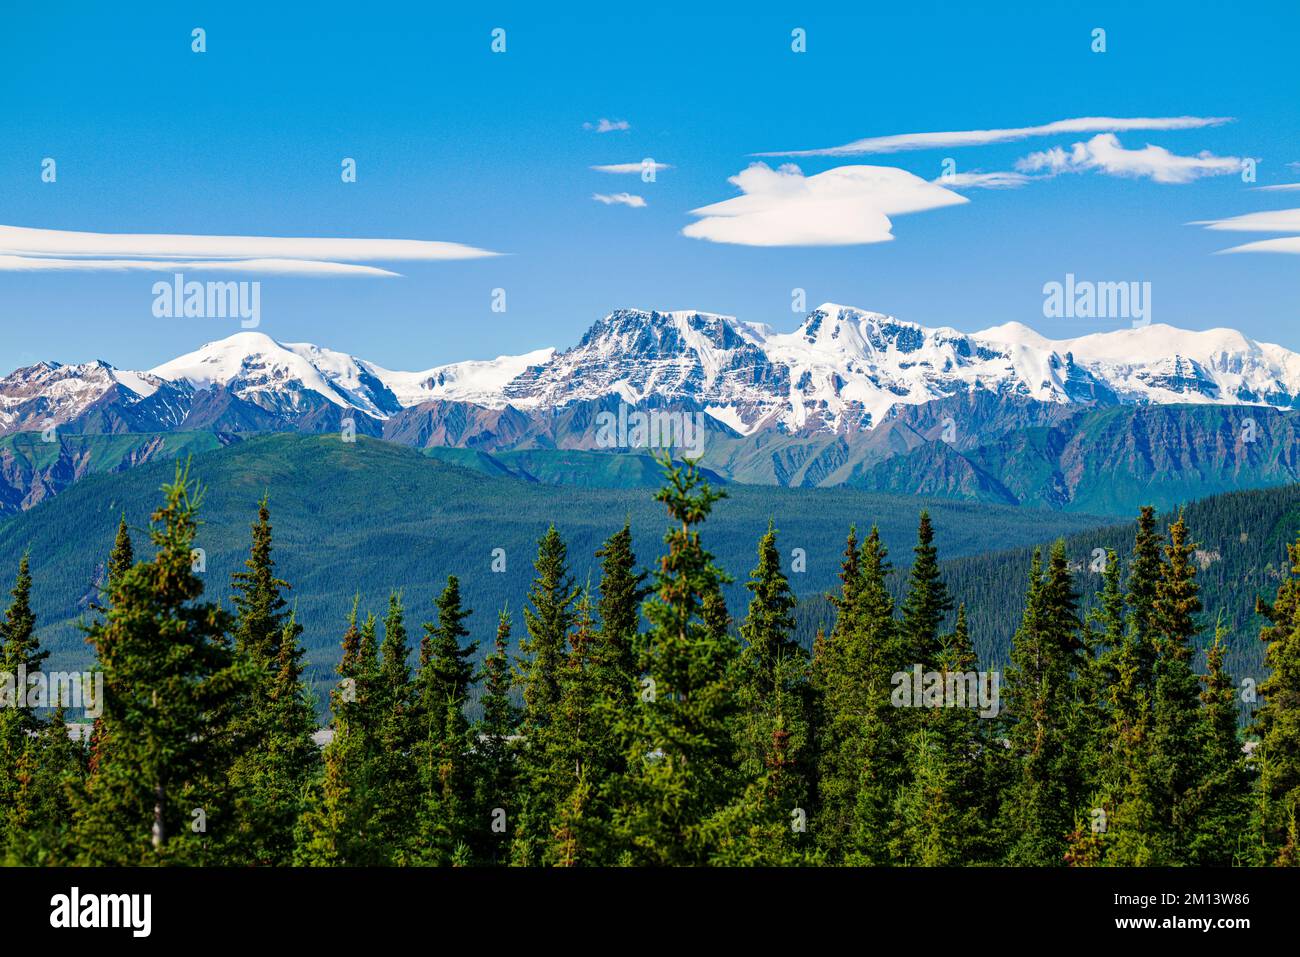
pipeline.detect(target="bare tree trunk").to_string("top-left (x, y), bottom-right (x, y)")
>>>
top-left (151, 783), bottom-right (165, 850)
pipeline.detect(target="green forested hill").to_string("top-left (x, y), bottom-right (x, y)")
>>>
top-left (0, 434), bottom-right (1108, 701)
top-left (0, 431), bottom-right (233, 514)
top-left (785, 482), bottom-right (1300, 710)
top-left (948, 483), bottom-right (1300, 686)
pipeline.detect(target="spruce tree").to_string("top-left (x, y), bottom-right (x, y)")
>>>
top-left (230, 495), bottom-right (291, 665)
top-left (899, 512), bottom-right (953, 668)
top-left (609, 455), bottom-right (740, 865)
top-left (408, 577), bottom-right (478, 865)
top-left (416, 576), bottom-right (477, 747)
top-left (473, 609), bottom-right (519, 864)
top-left (894, 604), bottom-right (993, 864)
top-left (549, 586), bottom-right (604, 865)
top-left (727, 521), bottom-right (813, 864)
top-left (705, 656), bottom-right (816, 865)
top-left (227, 497), bottom-right (312, 864)
top-left (1101, 516), bottom-right (1168, 865)
top-left (520, 525), bottom-right (579, 725)
top-left (108, 514), bottom-right (134, 591)
top-left (295, 602), bottom-right (384, 865)
top-left (372, 592), bottom-right (418, 857)
top-left (0, 555), bottom-right (46, 844)
top-left (1126, 506), bottom-right (1164, 690)
top-left (817, 527), bottom-right (905, 863)
top-left (1001, 542), bottom-right (1085, 865)
top-left (737, 520), bottom-right (800, 675)
top-left (1145, 510), bottom-right (1204, 863)
top-left (1187, 619), bottom-right (1249, 865)
top-left (0, 556), bottom-right (86, 864)
top-left (75, 462), bottom-right (249, 865)
top-left (513, 526), bottom-right (579, 865)
top-left (256, 612), bottom-right (319, 863)
top-left (1251, 530), bottom-right (1300, 865)
top-left (593, 522), bottom-right (648, 703)
top-left (1072, 547), bottom-right (1123, 866)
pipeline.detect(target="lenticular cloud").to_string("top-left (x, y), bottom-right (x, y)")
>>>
top-left (682, 163), bottom-right (967, 247)
top-left (0, 224), bottom-right (501, 276)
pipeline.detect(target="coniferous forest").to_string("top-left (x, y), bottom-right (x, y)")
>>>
top-left (1, 454), bottom-right (1298, 868)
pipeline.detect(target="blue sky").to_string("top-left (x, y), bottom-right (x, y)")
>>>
top-left (2, 0), bottom-right (1298, 374)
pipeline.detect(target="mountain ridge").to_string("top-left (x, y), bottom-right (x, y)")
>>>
top-left (7, 304), bottom-right (1300, 442)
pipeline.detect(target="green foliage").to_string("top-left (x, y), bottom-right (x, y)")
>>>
top-left (607, 455), bottom-right (740, 865)
top-left (1252, 531), bottom-right (1300, 865)
top-left (0, 434), bottom-right (1105, 697)
top-left (74, 462), bottom-right (251, 865)
top-left (1001, 542), bottom-right (1085, 866)
top-left (0, 440), bottom-right (1289, 868)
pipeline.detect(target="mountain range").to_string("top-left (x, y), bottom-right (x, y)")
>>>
top-left (5, 304), bottom-right (1300, 513)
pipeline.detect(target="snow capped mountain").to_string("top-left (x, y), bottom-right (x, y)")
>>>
top-left (150, 332), bottom-right (404, 419)
top-left (975, 323), bottom-right (1300, 408)
top-left (375, 348), bottom-right (556, 408)
top-left (0, 359), bottom-right (174, 433)
top-left (503, 309), bottom-right (787, 428)
top-left (5, 305), bottom-right (1300, 439)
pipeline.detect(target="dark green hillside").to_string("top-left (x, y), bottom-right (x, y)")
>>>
top-left (788, 483), bottom-right (1300, 713)
top-left (847, 403), bottom-right (1300, 514)
top-left (422, 445), bottom-right (728, 487)
top-left (942, 483), bottom-right (1300, 697)
top-left (0, 430), bottom-right (233, 514)
top-left (0, 434), bottom-right (1107, 702)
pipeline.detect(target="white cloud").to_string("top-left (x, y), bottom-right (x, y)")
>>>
top-left (0, 224), bottom-right (499, 276)
top-left (584, 118), bottom-right (630, 133)
top-left (591, 161), bottom-right (672, 174)
top-left (755, 116), bottom-right (1232, 157)
top-left (1192, 206), bottom-right (1300, 255)
top-left (1015, 134), bottom-right (1244, 184)
top-left (1215, 236), bottom-right (1300, 255)
top-left (0, 224), bottom-right (499, 262)
top-left (0, 255), bottom-right (398, 275)
top-left (1252, 183), bottom-right (1300, 192)
top-left (1193, 208), bottom-right (1300, 232)
top-left (932, 171), bottom-right (1032, 190)
top-left (682, 163), bottom-right (967, 247)
top-left (592, 192), bottom-right (646, 208)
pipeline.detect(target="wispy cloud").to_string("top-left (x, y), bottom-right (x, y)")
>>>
top-left (1192, 206), bottom-right (1300, 255)
top-left (592, 192), bottom-right (646, 208)
top-left (591, 161), bottom-right (672, 174)
top-left (1252, 183), bottom-right (1300, 192)
top-left (1193, 208), bottom-right (1300, 232)
top-left (683, 163), bottom-right (966, 247)
top-left (1016, 134), bottom-right (1244, 184)
top-left (1214, 237), bottom-right (1300, 255)
top-left (932, 171), bottom-right (1032, 190)
top-left (755, 115), bottom-right (1232, 157)
top-left (0, 224), bottom-right (499, 276)
top-left (583, 118), bottom-right (630, 133)
top-left (0, 255), bottom-right (398, 275)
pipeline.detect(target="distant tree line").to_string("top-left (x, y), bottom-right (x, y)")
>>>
top-left (0, 456), bottom-right (1297, 866)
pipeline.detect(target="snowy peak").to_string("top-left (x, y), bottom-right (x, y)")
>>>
top-left (376, 348), bottom-right (556, 408)
top-left (6, 306), bottom-right (1300, 439)
top-left (150, 332), bottom-right (403, 419)
top-left (504, 308), bottom-right (785, 420)
top-left (0, 358), bottom-right (170, 433)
